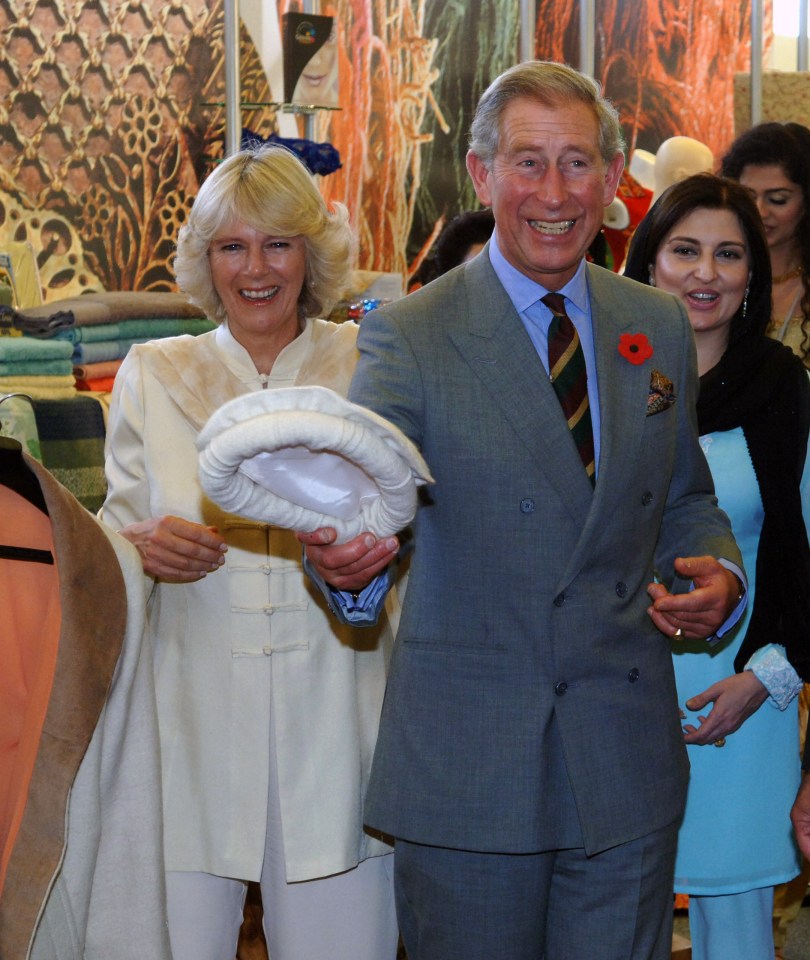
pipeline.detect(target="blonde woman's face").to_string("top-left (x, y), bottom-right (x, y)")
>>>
top-left (208, 218), bottom-right (307, 347)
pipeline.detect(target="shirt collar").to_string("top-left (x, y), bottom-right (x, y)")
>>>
top-left (488, 231), bottom-right (589, 317)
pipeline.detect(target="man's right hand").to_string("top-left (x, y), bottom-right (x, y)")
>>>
top-left (117, 515), bottom-right (227, 581)
top-left (296, 527), bottom-right (399, 593)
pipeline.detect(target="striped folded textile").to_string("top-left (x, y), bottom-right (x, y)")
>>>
top-left (31, 396), bottom-right (108, 511)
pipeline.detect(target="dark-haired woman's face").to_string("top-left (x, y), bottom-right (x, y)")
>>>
top-left (650, 207), bottom-right (750, 343)
top-left (739, 163), bottom-right (804, 257)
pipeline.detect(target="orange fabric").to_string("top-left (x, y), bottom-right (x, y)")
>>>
top-left (72, 360), bottom-right (122, 381)
top-left (75, 376), bottom-right (116, 393)
top-left (0, 488), bottom-right (60, 895)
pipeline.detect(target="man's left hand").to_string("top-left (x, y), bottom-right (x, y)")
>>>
top-left (646, 555), bottom-right (742, 639)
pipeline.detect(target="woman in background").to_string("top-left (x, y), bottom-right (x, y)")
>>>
top-left (722, 121), bottom-right (810, 956)
top-left (722, 121), bottom-right (810, 365)
top-left (100, 145), bottom-right (398, 960)
top-left (625, 173), bottom-right (810, 960)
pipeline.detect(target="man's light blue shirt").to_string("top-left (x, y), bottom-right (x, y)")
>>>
top-left (488, 232), bottom-right (603, 477)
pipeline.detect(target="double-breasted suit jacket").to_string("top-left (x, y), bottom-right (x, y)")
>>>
top-left (351, 250), bottom-right (742, 857)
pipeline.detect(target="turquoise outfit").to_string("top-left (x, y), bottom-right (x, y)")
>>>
top-left (673, 426), bottom-right (807, 897)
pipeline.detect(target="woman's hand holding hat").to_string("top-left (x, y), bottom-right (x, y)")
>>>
top-left (118, 515), bottom-right (227, 582)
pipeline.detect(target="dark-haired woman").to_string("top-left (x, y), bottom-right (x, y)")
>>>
top-left (625, 173), bottom-right (810, 960)
top-left (722, 121), bottom-right (810, 365)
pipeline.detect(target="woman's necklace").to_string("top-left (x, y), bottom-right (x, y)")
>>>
top-left (772, 264), bottom-right (803, 284)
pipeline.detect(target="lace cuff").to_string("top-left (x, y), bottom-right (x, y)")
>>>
top-left (744, 643), bottom-right (803, 710)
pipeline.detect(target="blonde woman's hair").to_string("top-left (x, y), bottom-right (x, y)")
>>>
top-left (175, 144), bottom-right (354, 322)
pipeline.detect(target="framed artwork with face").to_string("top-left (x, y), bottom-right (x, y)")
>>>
top-left (282, 13), bottom-right (339, 108)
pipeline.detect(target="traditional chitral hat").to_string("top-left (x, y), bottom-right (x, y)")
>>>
top-left (197, 385), bottom-right (433, 543)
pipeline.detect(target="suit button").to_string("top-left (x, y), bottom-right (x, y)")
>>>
top-left (628, 667), bottom-right (640, 683)
top-left (553, 592), bottom-right (566, 607)
top-left (641, 491), bottom-right (653, 506)
top-left (615, 581), bottom-right (628, 598)
top-left (555, 681), bottom-right (568, 696)
top-left (520, 498), bottom-right (535, 513)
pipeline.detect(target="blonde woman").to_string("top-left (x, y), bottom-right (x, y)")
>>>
top-left (101, 145), bottom-right (398, 960)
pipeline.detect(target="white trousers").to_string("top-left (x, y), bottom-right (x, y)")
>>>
top-left (165, 688), bottom-right (398, 960)
top-left (166, 854), bottom-right (397, 960)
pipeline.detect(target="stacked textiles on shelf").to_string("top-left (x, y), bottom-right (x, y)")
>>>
top-left (0, 291), bottom-right (215, 394)
top-left (0, 337), bottom-right (75, 399)
top-left (73, 360), bottom-right (123, 394)
top-left (0, 293), bottom-right (215, 511)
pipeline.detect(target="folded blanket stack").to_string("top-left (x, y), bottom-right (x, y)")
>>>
top-left (0, 338), bottom-right (76, 399)
top-left (2, 292), bottom-right (216, 393)
top-left (73, 360), bottom-right (123, 393)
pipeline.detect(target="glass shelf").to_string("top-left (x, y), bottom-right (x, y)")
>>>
top-left (200, 101), bottom-right (342, 115)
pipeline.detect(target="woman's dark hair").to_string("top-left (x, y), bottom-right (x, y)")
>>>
top-left (624, 173), bottom-right (772, 345)
top-left (433, 209), bottom-right (495, 276)
top-left (721, 121), bottom-right (810, 358)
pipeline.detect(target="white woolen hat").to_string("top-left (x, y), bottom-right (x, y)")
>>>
top-left (197, 385), bottom-right (433, 543)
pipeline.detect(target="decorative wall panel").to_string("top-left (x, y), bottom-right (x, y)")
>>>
top-left (0, 0), bottom-right (270, 298)
top-left (0, 0), bottom-right (767, 299)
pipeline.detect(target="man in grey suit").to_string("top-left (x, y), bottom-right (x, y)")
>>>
top-left (300, 61), bottom-right (745, 960)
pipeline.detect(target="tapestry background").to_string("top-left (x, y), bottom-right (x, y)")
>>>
top-left (0, 0), bottom-right (760, 299)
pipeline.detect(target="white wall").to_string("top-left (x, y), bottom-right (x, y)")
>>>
top-left (239, 0), bottom-right (297, 136)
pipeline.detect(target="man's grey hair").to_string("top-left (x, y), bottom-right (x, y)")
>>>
top-left (469, 60), bottom-right (626, 168)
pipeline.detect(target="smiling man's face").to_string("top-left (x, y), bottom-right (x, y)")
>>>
top-left (466, 96), bottom-right (624, 290)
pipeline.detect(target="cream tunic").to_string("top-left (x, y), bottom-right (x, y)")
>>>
top-left (101, 319), bottom-right (393, 883)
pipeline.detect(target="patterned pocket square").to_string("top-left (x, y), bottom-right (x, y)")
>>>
top-left (647, 369), bottom-right (676, 416)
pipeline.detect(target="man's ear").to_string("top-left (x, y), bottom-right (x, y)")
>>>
top-left (466, 150), bottom-right (492, 207)
top-left (602, 152), bottom-right (625, 206)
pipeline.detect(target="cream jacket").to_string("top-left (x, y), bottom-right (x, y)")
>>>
top-left (101, 320), bottom-right (394, 883)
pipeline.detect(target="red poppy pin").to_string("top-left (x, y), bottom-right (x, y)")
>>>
top-left (618, 332), bottom-right (653, 365)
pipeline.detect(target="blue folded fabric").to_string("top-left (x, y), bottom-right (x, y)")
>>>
top-left (0, 337), bottom-right (73, 361)
top-left (53, 318), bottom-right (216, 344)
top-left (0, 359), bottom-right (74, 376)
top-left (71, 337), bottom-right (153, 363)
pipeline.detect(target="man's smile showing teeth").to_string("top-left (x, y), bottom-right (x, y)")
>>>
top-left (528, 219), bottom-right (575, 235)
top-left (240, 286), bottom-right (279, 301)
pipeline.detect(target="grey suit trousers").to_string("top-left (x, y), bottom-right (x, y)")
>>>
top-left (394, 818), bottom-right (680, 960)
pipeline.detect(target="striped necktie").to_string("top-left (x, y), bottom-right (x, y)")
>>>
top-left (542, 292), bottom-right (595, 484)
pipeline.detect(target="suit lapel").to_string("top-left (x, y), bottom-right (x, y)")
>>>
top-left (448, 253), bottom-right (594, 525)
